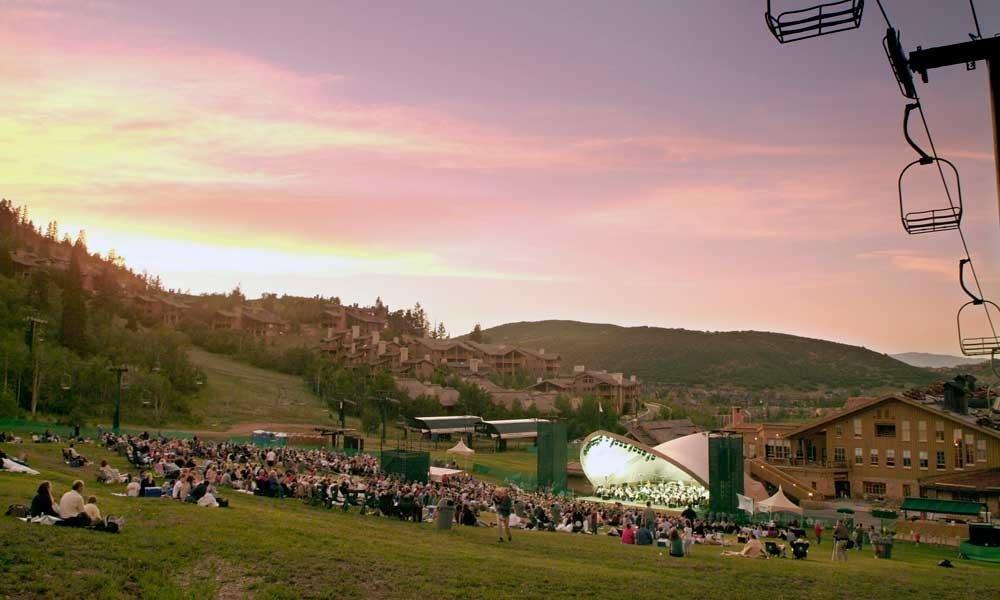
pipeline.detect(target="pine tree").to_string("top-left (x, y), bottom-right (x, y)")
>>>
top-left (470, 323), bottom-right (484, 342)
top-left (60, 239), bottom-right (88, 354)
top-left (434, 322), bottom-right (448, 340)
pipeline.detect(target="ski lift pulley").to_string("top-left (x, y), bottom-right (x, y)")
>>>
top-left (884, 28), bottom-right (917, 100)
top-left (957, 258), bottom-right (1000, 356)
top-left (765, 0), bottom-right (864, 44)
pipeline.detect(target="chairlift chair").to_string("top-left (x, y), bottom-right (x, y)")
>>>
top-left (765, 0), bottom-right (864, 44)
top-left (957, 259), bottom-right (1000, 356)
top-left (897, 103), bottom-right (962, 234)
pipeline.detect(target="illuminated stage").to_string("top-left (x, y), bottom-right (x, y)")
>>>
top-left (579, 431), bottom-right (711, 508)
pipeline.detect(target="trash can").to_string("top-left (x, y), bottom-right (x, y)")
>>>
top-left (436, 498), bottom-right (456, 531)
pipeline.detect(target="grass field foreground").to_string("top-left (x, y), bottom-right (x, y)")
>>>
top-left (2, 441), bottom-right (999, 599)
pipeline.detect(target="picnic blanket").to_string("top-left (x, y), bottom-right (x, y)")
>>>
top-left (2, 459), bottom-right (40, 475)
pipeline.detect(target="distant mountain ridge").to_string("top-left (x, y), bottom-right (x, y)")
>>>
top-left (464, 320), bottom-right (937, 391)
top-left (890, 352), bottom-right (986, 369)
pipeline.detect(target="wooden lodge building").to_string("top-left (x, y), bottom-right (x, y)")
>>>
top-left (744, 394), bottom-right (1000, 511)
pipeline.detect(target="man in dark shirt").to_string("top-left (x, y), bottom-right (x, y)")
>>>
top-left (495, 488), bottom-right (513, 542)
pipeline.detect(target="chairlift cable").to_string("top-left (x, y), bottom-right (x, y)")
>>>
top-left (970, 0), bottom-right (983, 40)
top-left (875, 0), bottom-right (893, 29)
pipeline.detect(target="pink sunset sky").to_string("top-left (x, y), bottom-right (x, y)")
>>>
top-left (3, 0), bottom-right (1000, 355)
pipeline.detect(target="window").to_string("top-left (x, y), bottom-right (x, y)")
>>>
top-left (978, 439), bottom-right (988, 462)
top-left (918, 420), bottom-right (927, 442)
top-left (875, 424), bottom-right (896, 438)
top-left (936, 421), bottom-right (946, 442)
top-left (863, 481), bottom-right (886, 496)
top-left (834, 447), bottom-right (846, 463)
top-left (835, 424), bottom-right (843, 437)
top-left (938, 450), bottom-right (947, 470)
top-left (919, 451), bottom-right (928, 469)
top-left (954, 445), bottom-right (964, 470)
top-left (901, 420), bottom-right (910, 442)
top-left (853, 418), bottom-right (862, 438)
top-left (965, 435), bottom-right (975, 465)
top-left (886, 449), bottom-right (895, 467)
top-left (902, 449), bottom-right (912, 468)
top-left (854, 447), bottom-right (863, 465)
top-left (902, 484), bottom-right (912, 498)
top-left (870, 448), bottom-right (879, 466)
top-left (765, 439), bottom-right (791, 461)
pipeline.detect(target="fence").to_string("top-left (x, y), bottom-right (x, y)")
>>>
top-left (0, 418), bottom-right (195, 441)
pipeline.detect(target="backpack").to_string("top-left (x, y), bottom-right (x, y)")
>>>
top-left (5, 504), bottom-right (29, 518)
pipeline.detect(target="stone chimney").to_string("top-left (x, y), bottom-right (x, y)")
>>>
top-left (630, 375), bottom-right (636, 382)
top-left (351, 325), bottom-right (360, 339)
top-left (372, 330), bottom-right (380, 345)
top-left (612, 373), bottom-right (623, 384)
top-left (539, 348), bottom-right (545, 355)
top-left (399, 347), bottom-right (409, 363)
top-left (574, 365), bottom-right (586, 373)
top-left (730, 406), bottom-right (746, 427)
top-left (377, 341), bottom-right (386, 356)
top-left (537, 377), bottom-right (543, 384)
top-left (470, 358), bottom-right (480, 373)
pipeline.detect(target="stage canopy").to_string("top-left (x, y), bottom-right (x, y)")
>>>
top-left (476, 419), bottom-right (549, 440)
top-left (756, 486), bottom-right (803, 515)
top-left (579, 431), bottom-right (709, 487)
top-left (409, 416), bottom-right (482, 436)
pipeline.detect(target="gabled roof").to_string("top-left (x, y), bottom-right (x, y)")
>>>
top-left (345, 307), bottom-right (386, 324)
top-left (464, 341), bottom-right (522, 356)
top-left (784, 394), bottom-right (1000, 440)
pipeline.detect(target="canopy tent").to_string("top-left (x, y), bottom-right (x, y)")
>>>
top-left (756, 486), bottom-right (803, 515)
top-left (429, 466), bottom-right (466, 482)
top-left (446, 439), bottom-right (475, 457)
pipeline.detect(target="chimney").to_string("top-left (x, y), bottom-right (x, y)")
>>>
top-left (400, 347), bottom-right (409, 363)
top-left (630, 375), bottom-right (636, 382)
top-left (612, 373), bottom-right (623, 384)
top-left (470, 358), bottom-right (480, 373)
top-left (372, 330), bottom-right (380, 345)
top-left (537, 377), bottom-right (543, 384)
top-left (539, 348), bottom-right (545, 355)
top-left (731, 406), bottom-right (746, 427)
top-left (393, 336), bottom-right (399, 344)
top-left (377, 341), bottom-right (386, 356)
top-left (574, 365), bottom-right (585, 373)
top-left (424, 354), bottom-right (431, 362)
top-left (351, 325), bottom-right (360, 339)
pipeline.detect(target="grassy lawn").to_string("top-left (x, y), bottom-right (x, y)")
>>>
top-left (2, 441), bottom-right (998, 599)
top-left (185, 348), bottom-right (331, 431)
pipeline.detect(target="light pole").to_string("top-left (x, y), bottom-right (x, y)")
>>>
top-left (24, 317), bottom-right (47, 415)
top-left (108, 364), bottom-right (129, 432)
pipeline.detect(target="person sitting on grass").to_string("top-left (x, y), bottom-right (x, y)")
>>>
top-left (722, 533), bottom-right (766, 558)
top-left (669, 527), bottom-right (685, 557)
top-left (83, 496), bottom-right (102, 524)
top-left (56, 480), bottom-right (90, 527)
top-left (620, 520), bottom-right (636, 545)
top-left (30, 481), bottom-right (61, 519)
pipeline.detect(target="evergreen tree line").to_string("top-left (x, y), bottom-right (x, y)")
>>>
top-left (0, 199), bottom-right (205, 426)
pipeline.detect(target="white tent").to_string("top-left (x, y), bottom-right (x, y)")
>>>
top-left (756, 486), bottom-right (803, 515)
top-left (429, 466), bottom-right (466, 482)
top-left (446, 439), bottom-right (475, 457)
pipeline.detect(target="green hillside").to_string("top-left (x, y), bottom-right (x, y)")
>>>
top-left (469, 321), bottom-right (936, 391)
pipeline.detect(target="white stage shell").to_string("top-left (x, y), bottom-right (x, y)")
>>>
top-left (579, 431), bottom-right (710, 488)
